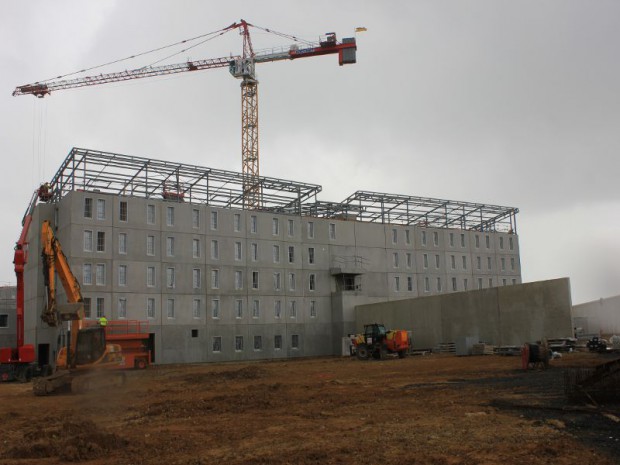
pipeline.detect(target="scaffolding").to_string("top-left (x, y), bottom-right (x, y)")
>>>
top-left (45, 148), bottom-right (518, 233)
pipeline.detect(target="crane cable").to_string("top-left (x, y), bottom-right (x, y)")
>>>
top-left (36, 25), bottom-right (235, 84)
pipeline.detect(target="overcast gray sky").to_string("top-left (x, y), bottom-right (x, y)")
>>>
top-left (1, 1), bottom-right (619, 305)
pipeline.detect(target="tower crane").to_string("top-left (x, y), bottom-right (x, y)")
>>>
top-left (13, 20), bottom-right (358, 208)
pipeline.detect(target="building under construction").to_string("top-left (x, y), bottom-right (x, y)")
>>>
top-left (23, 147), bottom-right (521, 365)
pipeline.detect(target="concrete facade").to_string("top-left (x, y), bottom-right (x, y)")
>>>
top-left (572, 294), bottom-right (620, 336)
top-left (23, 190), bottom-right (522, 365)
top-left (0, 286), bottom-right (17, 350)
top-left (355, 278), bottom-right (573, 349)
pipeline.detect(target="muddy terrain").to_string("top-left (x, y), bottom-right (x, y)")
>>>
top-left (0, 352), bottom-right (618, 465)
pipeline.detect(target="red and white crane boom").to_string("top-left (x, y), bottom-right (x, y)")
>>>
top-left (13, 20), bottom-right (358, 208)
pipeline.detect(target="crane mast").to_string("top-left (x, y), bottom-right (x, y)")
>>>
top-left (13, 20), bottom-right (358, 208)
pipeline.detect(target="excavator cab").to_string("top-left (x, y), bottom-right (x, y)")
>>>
top-left (74, 327), bottom-right (107, 366)
top-left (363, 324), bottom-right (387, 344)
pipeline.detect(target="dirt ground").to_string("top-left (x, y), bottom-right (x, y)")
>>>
top-left (0, 351), bottom-right (619, 465)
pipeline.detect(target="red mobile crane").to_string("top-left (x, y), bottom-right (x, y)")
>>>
top-left (13, 20), bottom-right (358, 208)
top-left (0, 184), bottom-right (52, 381)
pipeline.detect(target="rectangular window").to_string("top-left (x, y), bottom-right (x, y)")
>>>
top-left (435, 254), bottom-right (440, 269)
top-left (478, 278), bottom-right (483, 290)
top-left (499, 237), bottom-right (504, 249)
top-left (211, 299), bottom-right (220, 319)
top-left (96, 264), bottom-right (105, 285)
top-left (166, 267), bottom-right (176, 288)
top-left (119, 233), bottom-right (127, 254)
top-left (166, 207), bottom-right (174, 227)
top-left (146, 266), bottom-right (155, 287)
top-left (394, 276), bottom-right (400, 292)
top-left (288, 246), bottom-right (295, 264)
top-left (274, 335), bottom-right (282, 350)
top-left (235, 241), bottom-right (242, 261)
top-left (309, 273), bottom-right (316, 291)
top-left (166, 298), bottom-right (175, 318)
top-left (464, 278), bottom-right (469, 290)
top-left (436, 277), bottom-right (442, 292)
top-left (503, 278), bottom-right (507, 286)
top-left (192, 209), bottom-right (200, 229)
top-left (211, 269), bottom-right (220, 289)
top-left (512, 279), bottom-right (517, 285)
top-left (308, 247), bottom-right (315, 265)
top-left (424, 277), bottom-right (430, 292)
top-left (234, 213), bottom-right (241, 232)
top-left (488, 278), bottom-right (493, 287)
top-left (421, 230), bottom-right (427, 246)
top-left (393, 252), bottom-right (399, 268)
top-left (462, 256), bottom-right (467, 270)
top-left (487, 256), bottom-right (492, 271)
top-left (273, 245), bottom-right (280, 263)
top-left (193, 239), bottom-right (201, 259)
top-left (235, 270), bottom-right (243, 290)
top-left (166, 237), bottom-right (175, 257)
top-left (449, 233), bottom-right (454, 247)
top-left (405, 230), bottom-right (411, 245)
top-left (274, 300), bottom-right (282, 319)
top-left (84, 198), bottom-right (93, 218)
top-left (83, 297), bottom-right (91, 318)
top-left (407, 276), bottom-right (413, 291)
top-left (310, 300), bottom-right (317, 318)
top-left (329, 223), bottom-right (336, 240)
top-left (511, 257), bottom-right (515, 270)
top-left (392, 229), bottom-right (397, 244)
top-left (423, 253), bottom-right (428, 269)
top-left (96, 231), bottom-right (105, 252)
top-left (210, 240), bottom-right (218, 260)
top-left (252, 299), bottom-right (260, 318)
top-left (289, 273), bottom-right (296, 291)
top-left (273, 272), bottom-right (281, 291)
top-left (501, 258), bottom-right (506, 271)
top-left (118, 298), bottom-right (127, 319)
top-left (193, 268), bottom-right (201, 289)
top-left (272, 218), bottom-right (279, 235)
top-left (485, 235), bottom-right (490, 248)
top-left (119, 201), bottom-right (128, 222)
top-left (96, 297), bottom-right (105, 318)
top-left (250, 215), bottom-right (257, 233)
top-left (452, 277), bottom-right (457, 291)
top-left (147, 204), bottom-right (155, 224)
top-left (291, 334), bottom-right (299, 349)
top-left (433, 231), bottom-right (439, 246)
top-left (254, 335), bottom-right (262, 351)
top-left (235, 299), bottom-right (243, 318)
top-left (84, 230), bottom-right (93, 252)
top-left (288, 219), bottom-right (295, 236)
top-left (406, 253), bottom-right (412, 268)
top-left (460, 233), bottom-right (465, 247)
top-left (475, 235), bottom-right (480, 248)
top-left (476, 256), bottom-right (481, 270)
top-left (235, 336), bottom-right (244, 352)
top-left (83, 264), bottom-right (92, 285)
top-left (212, 337), bottom-right (222, 353)
top-left (252, 271), bottom-right (259, 290)
top-left (307, 221), bottom-right (314, 239)
top-left (210, 211), bottom-right (218, 230)
top-left (147, 298), bottom-right (155, 319)
top-left (289, 300), bottom-right (297, 318)
top-left (451, 255), bottom-right (456, 269)
top-left (192, 299), bottom-right (201, 319)
top-left (251, 243), bottom-right (258, 261)
top-left (119, 265), bottom-right (127, 286)
top-left (97, 199), bottom-right (105, 220)
top-left (146, 235), bottom-right (155, 256)
top-left (509, 237), bottom-right (514, 250)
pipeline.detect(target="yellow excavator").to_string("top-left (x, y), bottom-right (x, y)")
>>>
top-left (33, 220), bottom-right (126, 395)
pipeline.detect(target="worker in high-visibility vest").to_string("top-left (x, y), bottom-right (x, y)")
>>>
top-left (98, 316), bottom-right (108, 327)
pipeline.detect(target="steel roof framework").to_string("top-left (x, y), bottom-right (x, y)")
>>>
top-left (45, 148), bottom-right (518, 233)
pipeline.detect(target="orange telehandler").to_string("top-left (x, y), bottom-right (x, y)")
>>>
top-left (32, 220), bottom-right (126, 395)
top-left (352, 323), bottom-right (410, 360)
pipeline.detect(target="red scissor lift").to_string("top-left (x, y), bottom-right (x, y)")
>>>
top-left (102, 320), bottom-right (152, 369)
